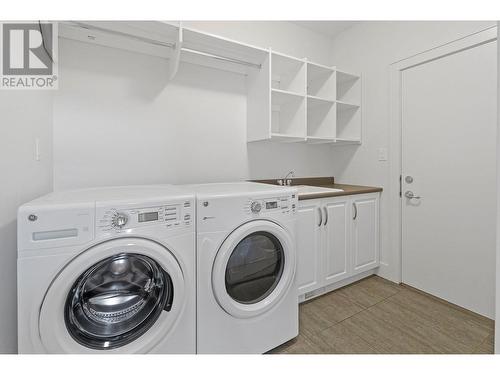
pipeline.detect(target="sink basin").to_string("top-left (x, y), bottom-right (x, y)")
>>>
top-left (294, 185), bottom-right (344, 195)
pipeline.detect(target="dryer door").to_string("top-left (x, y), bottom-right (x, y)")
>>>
top-left (212, 220), bottom-right (296, 318)
top-left (39, 237), bottom-right (185, 353)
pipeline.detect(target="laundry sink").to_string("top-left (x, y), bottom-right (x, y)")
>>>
top-left (294, 185), bottom-right (344, 195)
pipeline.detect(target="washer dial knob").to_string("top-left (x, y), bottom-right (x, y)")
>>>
top-left (250, 201), bottom-right (262, 213)
top-left (112, 212), bottom-right (128, 229)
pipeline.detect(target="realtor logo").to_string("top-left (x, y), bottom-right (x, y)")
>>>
top-left (1, 22), bottom-right (58, 89)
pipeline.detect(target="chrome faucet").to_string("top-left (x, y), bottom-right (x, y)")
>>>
top-left (278, 170), bottom-right (295, 186)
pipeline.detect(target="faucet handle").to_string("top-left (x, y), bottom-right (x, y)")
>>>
top-left (277, 179), bottom-right (283, 186)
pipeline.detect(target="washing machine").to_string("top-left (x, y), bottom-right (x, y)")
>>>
top-left (190, 182), bottom-right (298, 353)
top-left (17, 185), bottom-right (195, 354)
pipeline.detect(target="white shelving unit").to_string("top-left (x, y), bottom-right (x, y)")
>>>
top-left (59, 21), bottom-right (269, 78)
top-left (58, 21), bottom-right (362, 145)
top-left (250, 60), bottom-right (362, 144)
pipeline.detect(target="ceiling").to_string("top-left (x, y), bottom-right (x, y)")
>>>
top-left (292, 21), bottom-right (358, 38)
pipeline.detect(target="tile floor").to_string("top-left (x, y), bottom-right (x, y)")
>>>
top-left (269, 276), bottom-right (494, 354)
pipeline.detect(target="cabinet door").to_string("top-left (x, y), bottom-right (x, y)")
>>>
top-left (296, 200), bottom-right (323, 295)
top-left (351, 194), bottom-right (379, 274)
top-left (323, 197), bottom-right (351, 284)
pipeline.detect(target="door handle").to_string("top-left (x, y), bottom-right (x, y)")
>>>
top-left (404, 191), bottom-right (422, 200)
top-left (317, 207), bottom-right (322, 227)
top-left (352, 202), bottom-right (357, 220)
top-left (323, 207), bottom-right (328, 226)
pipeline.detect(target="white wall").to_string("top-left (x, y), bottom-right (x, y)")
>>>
top-left (0, 91), bottom-right (53, 353)
top-left (496, 20), bottom-right (499, 354)
top-left (328, 21), bottom-right (496, 282)
top-left (53, 21), bottom-right (335, 190)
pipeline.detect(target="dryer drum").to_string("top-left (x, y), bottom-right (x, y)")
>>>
top-left (64, 253), bottom-right (173, 350)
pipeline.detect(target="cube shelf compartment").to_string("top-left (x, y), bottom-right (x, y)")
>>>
top-left (335, 68), bottom-right (362, 143)
top-left (336, 70), bottom-right (361, 104)
top-left (307, 62), bottom-right (336, 100)
top-left (271, 89), bottom-right (306, 140)
top-left (304, 61), bottom-right (337, 142)
top-left (307, 96), bottom-right (336, 142)
top-left (271, 52), bottom-right (306, 94)
top-left (336, 100), bottom-right (361, 142)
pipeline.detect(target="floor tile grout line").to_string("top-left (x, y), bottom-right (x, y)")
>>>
top-left (472, 333), bottom-right (492, 353)
top-left (386, 289), bottom-right (495, 341)
top-left (400, 284), bottom-right (494, 326)
top-left (310, 316), bottom-right (383, 354)
top-left (372, 291), bottom-right (487, 353)
top-left (300, 292), bottom-right (390, 353)
top-left (324, 288), bottom-right (404, 329)
top-left (342, 287), bottom-right (403, 316)
top-left (336, 288), bottom-right (474, 354)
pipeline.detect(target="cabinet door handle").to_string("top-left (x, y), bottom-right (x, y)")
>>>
top-left (317, 207), bottom-right (323, 227)
top-left (323, 207), bottom-right (328, 226)
top-left (352, 202), bottom-right (357, 220)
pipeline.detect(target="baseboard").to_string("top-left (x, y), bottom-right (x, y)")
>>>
top-left (375, 261), bottom-right (401, 284)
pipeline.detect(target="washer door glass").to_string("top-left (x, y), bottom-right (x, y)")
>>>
top-left (64, 253), bottom-right (173, 350)
top-left (225, 231), bottom-right (284, 304)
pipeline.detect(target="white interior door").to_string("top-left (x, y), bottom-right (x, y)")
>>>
top-left (401, 40), bottom-right (497, 318)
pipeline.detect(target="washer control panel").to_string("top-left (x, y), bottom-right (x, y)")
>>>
top-left (97, 200), bottom-right (193, 234)
top-left (245, 194), bottom-right (297, 216)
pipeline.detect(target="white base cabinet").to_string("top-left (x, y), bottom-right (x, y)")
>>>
top-left (323, 197), bottom-right (351, 285)
top-left (296, 193), bottom-right (380, 299)
top-left (351, 194), bottom-right (379, 274)
top-left (296, 200), bottom-right (323, 294)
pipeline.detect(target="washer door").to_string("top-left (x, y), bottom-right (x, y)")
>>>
top-left (212, 220), bottom-right (295, 318)
top-left (39, 238), bottom-right (185, 353)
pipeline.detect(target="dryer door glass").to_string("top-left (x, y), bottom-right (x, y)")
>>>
top-left (225, 231), bottom-right (284, 304)
top-left (64, 253), bottom-right (173, 350)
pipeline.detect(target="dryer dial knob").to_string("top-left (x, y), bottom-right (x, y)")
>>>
top-left (112, 213), bottom-right (128, 229)
top-left (250, 201), bottom-right (262, 213)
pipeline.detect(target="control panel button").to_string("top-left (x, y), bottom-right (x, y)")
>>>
top-left (111, 212), bottom-right (128, 229)
top-left (250, 201), bottom-right (262, 213)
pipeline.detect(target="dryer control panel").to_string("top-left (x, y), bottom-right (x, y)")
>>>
top-left (96, 199), bottom-right (193, 235)
top-left (245, 193), bottom-right (297, 216)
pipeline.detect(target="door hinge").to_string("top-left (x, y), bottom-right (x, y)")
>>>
top-left (399, 175), bottom-right (402, 197)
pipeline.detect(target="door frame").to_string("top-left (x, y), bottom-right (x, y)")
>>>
top-left (388, 26), bottom-right (497, 283)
